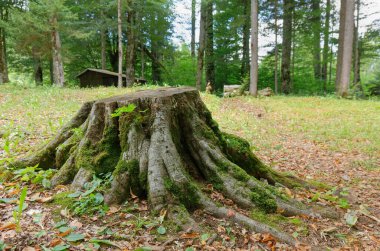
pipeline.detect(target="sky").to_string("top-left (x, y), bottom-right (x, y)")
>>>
top-left (173, 0), bottom-right (380, 57)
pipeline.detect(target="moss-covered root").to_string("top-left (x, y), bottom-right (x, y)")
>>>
top-left (199, 194), bottom-right (296, 246)
top-left (220, 132), bottom-right (309, 189)
top-left (10, 101), bottom-right (94, 170)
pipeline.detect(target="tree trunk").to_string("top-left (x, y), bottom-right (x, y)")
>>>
top-left (0, 7), bottom-right (9, 84)
top-left (281, 0), bottom-right (293, 94)
top-left (101, 10), bottom-right (107, 70)
top-left (33, 48), bottom-right (43, 86)
top-left (205, 0), bottom-right (215, 91)
top-left (322, 0), bottom-right (331, 92)
top-left (353, 0), bottom-right (361, 90)
top-left (249, 0), bottom-right (258, 97)
top-left (51, 14), bottom-right (65, 87)
top-left (117, 0), bottom-right (123, 88)
top-left (196, 0), bottom-right (207, 90)
top-left (12, 87), bottom-right (333, 246)
top-left (274, 0), bottom-right (279, 94)
top-left (126, 0), bottom-right (136, 87)
top-left (312, 0), bottom-right (322, 80)
top-left (191, 0), bottom-right (196, 57)
top-left (336, 0), bottom-right (355, 97)
top-left (241, 0), bottom-right (250, 78)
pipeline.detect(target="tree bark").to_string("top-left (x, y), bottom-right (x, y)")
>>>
top-left (100, 10), bottom-right (107, 70)
top-left (312, 0), bottom-right (322, 80)
top-left (274, 0), bottom-right (279, 94)
top-left (117, 0), bottom-right (123, 88)
top-left (205, 0), bottom-right (215, 91)
top-left (336, 0), bottom-right (355, 97)
top-left (322, 0), bottom-right (331, 92)
top-left (126, 0), bottom-right (136, 87)
top-left (191, 0), bottom-right (196, 57)
top-left (249, 0), bottom-right (258, 97)
top-left (353, 0), bottom-right (361, 89)
top-left (241, 0), bottom-right (250, 78)
top-left (281, 0), bottom-right (293, 94)
top-left (0, 6), bottom-right (9, 84)
top-left (32, 48), bottom-right (43, 86)
top-left (12, 87), bottom-right (334, 246)
top-left (196, 0), bottom-right (207, 90)
top-left (51, 14), bottom-right (65, 87)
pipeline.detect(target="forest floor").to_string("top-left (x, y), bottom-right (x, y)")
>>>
top-left (0, 84), bottom-right (379, 251)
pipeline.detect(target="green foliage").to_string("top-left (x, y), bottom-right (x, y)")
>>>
top-left (13, 186), bottom-right (28, 232)
top-left (66, 175), bottom-right (111, 216)
top-left (12, 164), bottom-right (55, 188)
top-left (111, 104), bottom-right (137, 118)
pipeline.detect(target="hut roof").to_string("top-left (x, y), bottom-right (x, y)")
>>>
top-left (76, 68), bottom-right (126, 78)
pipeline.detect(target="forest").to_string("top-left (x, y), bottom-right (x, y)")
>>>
top-left (0, 0), bottom-right (379, 250)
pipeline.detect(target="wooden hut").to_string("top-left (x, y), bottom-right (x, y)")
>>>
top-left (76, 68), bottom-right (148, 88)
top-left (76, 68), bottom-right (125, 88)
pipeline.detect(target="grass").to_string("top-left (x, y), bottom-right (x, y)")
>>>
top-left (0, 83), bottom-right (379, 165)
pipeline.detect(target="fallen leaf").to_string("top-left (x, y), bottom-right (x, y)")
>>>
top-left (0, 222), bottom-right (16, 231)
top-left (69, 220), bottom-right (83, 229)
top-left (49, 239), bottom-right (62, 247)
top-left (36, 196), bottom-right (53, 203)
top-left (60, 208), bottom-right (70, 218)
top-left (226, 209), bottom-right (235, 218)
top-left (22, 247), bottom-right (36, 251)
top-left (57, 229), bottom-right (72, 237)
top-left (180, 232), bottom-right (200, 239)
top-left (106, 206), bottom-right (120, 215)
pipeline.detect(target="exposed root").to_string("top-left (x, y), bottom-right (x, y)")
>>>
top-left (11, 87), bottom-right (336, 246)
top-left (199, 194), bottom-right (296, 246)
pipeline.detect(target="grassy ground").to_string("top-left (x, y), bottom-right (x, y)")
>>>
top-left (0, 84), bottom-right (379, 250)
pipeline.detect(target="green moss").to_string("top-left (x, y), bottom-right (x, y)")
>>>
top-left (113, 159), bottom-right (143, 196)
top-left (250, 186), bottom-right (277, 213)
top-left (164, 179), bottom-right (200, 211)
top-left (51, 191), bottom-right (76, 208)
top-left (75, 124), bottom-right (121, 175)
top-left (0, 169), bottom-right (13, 182)
top-left (139, 170), bottom-right (148, 191)
top-left (308, 179), bottom-right (331, 190)
top-left (250, 209), bottom-right (288, 228)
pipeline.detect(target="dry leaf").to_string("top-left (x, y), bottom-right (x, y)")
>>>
top-left (49, 239), bottom-right (62, 247)
top-left (180, 232), bottom-right (200, 239)
top-left (0, 222), bottom-right (17, 231)
top-left (107, 206), bottom-right (120, 215)
top-left (226, 209), bottom-right (235, 218)
top-left (36, 196), bottom-right (53, 203)
top-left (69, 220), bottom-right (83, 229)
top-left (57, 229), bottom-right (72, 237)
top-left (22, 247), bottom-right (36, 251)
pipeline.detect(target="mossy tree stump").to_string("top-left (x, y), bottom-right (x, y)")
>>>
top-left (13, 87), bottom-right (324, 245)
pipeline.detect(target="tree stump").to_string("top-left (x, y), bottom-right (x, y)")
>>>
top-left (12, 87), bottom-right (324, 245)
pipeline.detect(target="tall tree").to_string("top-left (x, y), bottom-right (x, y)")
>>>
top-left (191, 0), bottom-right (196, 57)
top-left (281, 0), bottom-right (293, 94)
top-left (51, 13), bottom-right (65, 87)
top-left (249, 0), bottom-right (258, 96)
top-left (205, 0), bottom-right (215, 90)
top-left (100, 8), bottom-right (107, 70)
top-left (117, 0), bottom-right (123, 88)
top-left (311, 0), bottom-right (322, 80)
top-left (0, 3), bottom-right (10, 84)
top-left (274, 0), bottom-right (279, 94)
top-left (353, 0), bottom-right (361, 88)
top-left (322, 0), bottom-right (331, 91)
top-left (336, 0), bottom-right (355, 97)
top-left (126, 0), bottom-right (136, 87)
top-left (241, 0), bottom-right (250, 78)
top-left (196, 0), bottom-right (206, 90)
